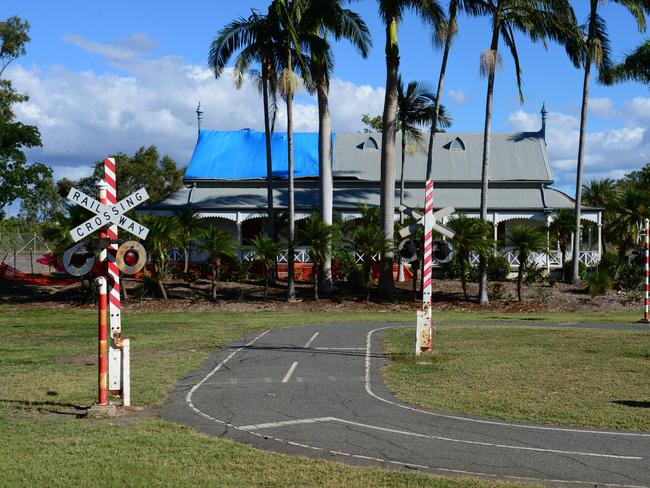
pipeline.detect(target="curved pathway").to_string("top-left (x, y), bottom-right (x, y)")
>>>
top-left (162, 322), bottom-right (650, 487)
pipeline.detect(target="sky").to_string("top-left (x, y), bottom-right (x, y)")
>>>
top-left (3, 0), bottom-right (650, 202)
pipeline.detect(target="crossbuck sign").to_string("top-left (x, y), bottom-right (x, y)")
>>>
top-left (67, 187), bottom-right (150, 241)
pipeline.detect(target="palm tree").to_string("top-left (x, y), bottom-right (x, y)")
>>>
top-left (447, 215), bottom-right (493, 300)
top-left (351, 222), bottom-right (387, 301)
top-left (396, 75), bottom-right (451, 226)
top-left (504, 225), bottom-right (547, 301)
top-left (138, 215), bottom-right (181, 300)
top-left (582, 178), bottom-right (617, 254)
top-left (298, 214), bottom-right (332, 299)
top-left (268, 0), bottom-right (311, 301)
top-left (197, 226), bottom-right (235, 301)
top-left (377, 0), bottom-right (446, 299)
top-left (174, 210), bottom-right (201, 274)
top-left (570, 0), bottom-right (650, 285)
top-left (609, 38), bottom-right (650, 84)
top-left (209, 10), bottom-right (280, 240)
top-left (426, 0), bottom-right (478, 179)
top-left (299, 0), bottom-right (372, 294)
top-left (549, 209), bottom-right (576, 281)
top-left (472, 0), bottom-right (578, 304)
top-left (608, 186), bottom-right (650, 258)
top-left (250, 234), bottom-right (282, 299)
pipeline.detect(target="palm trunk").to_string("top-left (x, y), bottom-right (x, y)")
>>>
top-left (262, 64), bottom-right (276, 241)
top-left (212, 278), bottom-right (217, 301)
top-left (397, 129), bottom-right (407, 282)
top-left (460, 259), bottom-right (468, 301)
top-left (316, 70), bottom-right (333, 294)
top-left (517, 257), bottom-right (524, 301)
top-left (183, 248), bottom-right (189, 274)
top-left (478, 23), bottom-right (500, 306)
top-left (572, 57), bottom-right (592, 284)
top-left (155, 262), bottom-right (167, 300)
top-left (286, 62), bottom-right (296, 301)
top-left (426, 0), bottom-right (456, 181)
top-left (378, 17), bottom-right (399, 299)
top-left (313, 263), bottom-right (319, 300)
top-left (264, 266), bottom-right (269, 300)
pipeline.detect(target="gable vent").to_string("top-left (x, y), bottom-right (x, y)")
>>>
top-left (449, 137), bottom-right (465, 151)
top-left (363, 137), bottom-right (379, 150)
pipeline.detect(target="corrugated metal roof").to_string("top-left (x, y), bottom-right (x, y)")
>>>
top-left (183, 129), bottom-right (553, 184)
top-left (333, 131), bottom-right (553, 182)
top-left (150, 185), bottom-right (578, 212)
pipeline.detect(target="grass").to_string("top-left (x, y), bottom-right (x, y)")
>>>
top-left (0, 306), bottom-right (644, 486)
top-left (384, 325), bottom-right (650, 431)
top-left (1, 307), bottom-right (532, 488)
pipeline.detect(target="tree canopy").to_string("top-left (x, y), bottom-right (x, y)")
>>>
top-left (0, 16), bottom-right (50, 219)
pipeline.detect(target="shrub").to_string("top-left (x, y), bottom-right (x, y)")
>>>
top-left (487, 255), bottom-right (510, 281)
top-left (524, 262), bottom-right (546, 284)
top-left (588, 270), bottom-right (612, 297)
top-left (489, 282), bottom-right (508, 300)
top-left (599, 252), bottom-right (621, 279)
top-left (533, 287), bottom-right (551, 304)
top-left (616, 261), bottom-right (643, 292)
top-left (562, 259), bottom-right (587, 281)
top-left (440, 256), bottom-right (461, 279)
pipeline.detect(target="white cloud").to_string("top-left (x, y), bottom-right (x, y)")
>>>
top-left (9, 34), bottom-right (385, 178)
top-left (588, 97), bottom-right (614, 118)
top-left (448, 89), bottom-right (467, 104)
top-left (507, 108), bottom-right (648, 189)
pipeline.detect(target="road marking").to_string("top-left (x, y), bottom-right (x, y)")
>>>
top-left (238, 417), bottom-right (334, 431)
top-left (365, 326), bottom-right (650, 438)
top-left (239, 415), bottom-right (642, 460)
top-left (313, 347), bottom-right (365, 351)
top-left (304, 332), bottom-right (319, 348)
top-left (282, 361), bottom-right (298, 383)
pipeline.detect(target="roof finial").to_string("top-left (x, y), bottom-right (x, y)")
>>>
top-left (196, 102), bottom-right (204, 136)
top-left (540, 102), bottom-right (547, 142)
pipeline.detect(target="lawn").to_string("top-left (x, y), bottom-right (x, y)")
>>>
top-left (1, 307), bottom-right (534, 488)
top-left (0, 306), bottom-right (644, 486)
top-left (384, 325), bottom-right (650, 431)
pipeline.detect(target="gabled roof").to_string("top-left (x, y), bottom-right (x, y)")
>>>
top-left (183, 129), bottom-right (553, 184)
top-left (335, 132), bottom-right (553, 183)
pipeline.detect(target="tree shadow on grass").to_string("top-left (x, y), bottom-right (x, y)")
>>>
top-left (0, 398), bottom-right (88, 417)
top-left (612, 400), bottom-right (650, 409)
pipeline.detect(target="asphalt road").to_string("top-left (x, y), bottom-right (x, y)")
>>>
top-left (162, 322), bottom-right (650, 487)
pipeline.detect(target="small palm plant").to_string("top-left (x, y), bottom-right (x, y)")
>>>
top-left (351, 223), bottom-right (387, 301)
top-left (174, 210), bottom-right (201, 274)
top-left (503, 226), bottom-right (547, 302)
top-left (448, 216), bottom-right (493, 301)
top-left (549, 209), bottom-right (576, 281)
top-left (138, 215), bottom-right (181, 300)
top-left (197, 226), bottom-right (235, 301)
top-left (298, 215), bottom-right (332, 300)
top-left (250, 234), bottom-right (282, 300)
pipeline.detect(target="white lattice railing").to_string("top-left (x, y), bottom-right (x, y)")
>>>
top-left (354, 251), bottom-right (381, 264)
top-left (578, 251), bottom-right (600, 267)
top-left (467, 250), bottom-right (594, 269)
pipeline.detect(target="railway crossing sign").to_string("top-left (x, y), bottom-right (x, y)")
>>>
top-left (67, 187), bottom-right (150, 241)
top-left (398, 204), bottom-right (456, 240)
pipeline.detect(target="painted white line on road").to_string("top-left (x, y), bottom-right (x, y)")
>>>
top-left (314, 347), bottom-right (365, 351)
top-left (333, 418), bottom-right (643, 460)
top-left (282, 361), bottom-right (298, 383)
top-left (304, 332), bottom-right (319, 348)
top-left (238, 417), bottom-right (335, 431)
top-left (365, 326), bottom-right (650, 438)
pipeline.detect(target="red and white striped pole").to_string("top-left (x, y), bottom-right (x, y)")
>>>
top-left (97, 182), bottom-right (109, 405)
top-left (643, 218), bottom-right (649, 324)
top-left (104, 157), bottom-right (124, 394)
top-left (416, 180), bottom-right (434, 355)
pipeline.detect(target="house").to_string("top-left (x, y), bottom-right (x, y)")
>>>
top-left (146, 106), bottom-right (601, 269)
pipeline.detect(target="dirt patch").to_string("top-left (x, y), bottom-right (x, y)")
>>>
top-left (1, 276), bottom-right (640, 315)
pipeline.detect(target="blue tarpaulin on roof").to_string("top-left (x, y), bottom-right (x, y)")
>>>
top-left (184, 129), bottom-right (331, 179)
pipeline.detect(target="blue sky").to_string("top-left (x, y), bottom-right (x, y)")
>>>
top-left (3, 0), bottom-right (650, 198)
